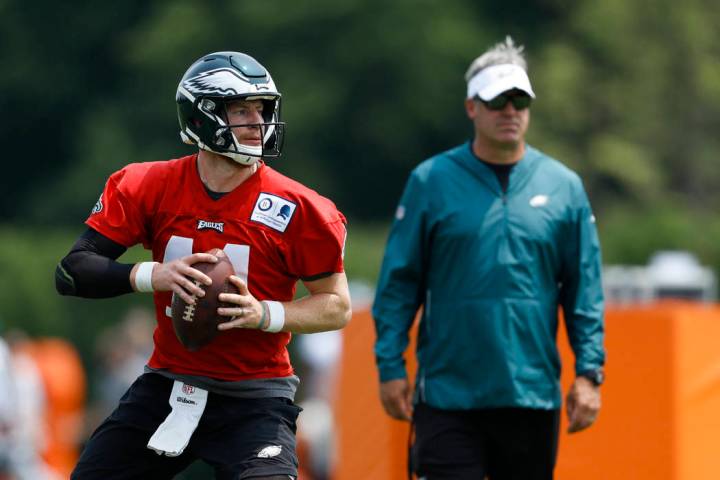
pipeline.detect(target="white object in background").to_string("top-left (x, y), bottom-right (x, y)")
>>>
top-left (647, 251), bottom-right (717, 301)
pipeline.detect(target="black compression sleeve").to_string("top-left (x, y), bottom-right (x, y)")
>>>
top-left (55, 228), bottom-right (136, 298)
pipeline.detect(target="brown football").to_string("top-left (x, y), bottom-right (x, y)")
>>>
top-left (170, 248), bottom-right (238, 351)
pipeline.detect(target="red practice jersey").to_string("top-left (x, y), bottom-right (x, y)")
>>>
top-left (86, 155), bottom-right (346, 381)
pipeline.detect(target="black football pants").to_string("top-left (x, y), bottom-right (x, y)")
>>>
top-left (71, 373), bottom-right (300, 479)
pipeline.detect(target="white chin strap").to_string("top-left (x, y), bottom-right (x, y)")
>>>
top-left (180, 123), bottom-right (273, 166)
top-left (214, 121), bottom-right (276, 166)
top-left (222, 136), bottom-right (262, 165)
top-left (197, 132), bottom-right (262, 166)
top-left (218, 150), bottom-right (259, 166)
top-left (191, 141), bottom-right (260, 166)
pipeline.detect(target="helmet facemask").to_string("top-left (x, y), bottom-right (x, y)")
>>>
top-left (194, 96), bottom-right (285, 165)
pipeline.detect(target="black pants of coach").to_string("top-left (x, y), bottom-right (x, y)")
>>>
top-left (71, 373), bottom-right (301, 479)
top-left (411, 402), bottom-right (560, 480)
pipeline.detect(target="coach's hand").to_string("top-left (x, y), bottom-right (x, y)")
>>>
top-left (379, 378), bottom-right (413, 422)
top-left (566, 376), bottom-right (601, 433)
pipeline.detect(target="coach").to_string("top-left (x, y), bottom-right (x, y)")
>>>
top-left (372, 36), bottom-right (606, 480)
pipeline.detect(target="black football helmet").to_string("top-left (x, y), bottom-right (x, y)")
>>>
top-left (176, 51), bottom-right (285, 165)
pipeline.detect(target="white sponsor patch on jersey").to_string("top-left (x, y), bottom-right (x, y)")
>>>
top-left (257, 445), bottom-right (282, 458)
top-left (251, 193), bottom-right (297, 232)
top-left (529, 194), bottom-right (549, 207)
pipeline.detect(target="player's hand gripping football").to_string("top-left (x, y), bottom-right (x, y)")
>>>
top-left (217, 276), bottom-right (266, 330)
top-left (148, 253), bottom-right (218, 304)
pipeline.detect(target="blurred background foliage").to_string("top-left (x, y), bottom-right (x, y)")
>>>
top-left (2, 0), bottom-right (720, 378)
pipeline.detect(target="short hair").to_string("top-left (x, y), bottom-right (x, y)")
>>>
top-left (464, 36), bottom-right (529, 82)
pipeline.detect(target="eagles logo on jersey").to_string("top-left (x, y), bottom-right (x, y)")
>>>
top-left (176, 52), bottom-right (285, 166)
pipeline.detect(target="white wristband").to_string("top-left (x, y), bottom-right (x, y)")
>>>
top-left (134, 262), bottom-right (158, 293)
top-left (261, 301), bottom-right (285, 333)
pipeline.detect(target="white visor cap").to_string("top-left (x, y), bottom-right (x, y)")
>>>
top-left (466, 64), bottom-right (535, 101)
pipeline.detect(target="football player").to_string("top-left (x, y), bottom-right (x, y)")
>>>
top-left (56, 51), bottom-right (351, 480)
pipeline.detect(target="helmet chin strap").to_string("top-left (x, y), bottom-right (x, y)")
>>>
top-left (220, 150), bottom-right (260, 166)
top-left (196, 127), bottom-right (262, 165)
top-left (196, 140), bottom-right (261, 166)
top-left (222, 131), bottom-right (262, 165)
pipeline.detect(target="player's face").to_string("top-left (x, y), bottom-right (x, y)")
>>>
top-left (465, 90), bottom-right (530, 149)
top-left (225, 99), bottom-right (265, 147)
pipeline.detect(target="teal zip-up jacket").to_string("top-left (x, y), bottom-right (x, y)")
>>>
top-left (372, 142), bottom-right (605, 410)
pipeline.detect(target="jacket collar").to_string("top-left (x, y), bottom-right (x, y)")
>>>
top-left (450, 141), bottom-right (541, 195)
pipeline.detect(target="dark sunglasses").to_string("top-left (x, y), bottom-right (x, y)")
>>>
top-left (478, 93), bottom-right (532, 111)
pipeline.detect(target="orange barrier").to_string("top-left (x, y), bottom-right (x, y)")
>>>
top-left (333, 303), bottom-right (720, 480)
top-left (19, 338), bottom-right (86, 479)
top-left (556, 301), bottom-right (720, 480)
top-left (333, 311), bottom-right (416, 480)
